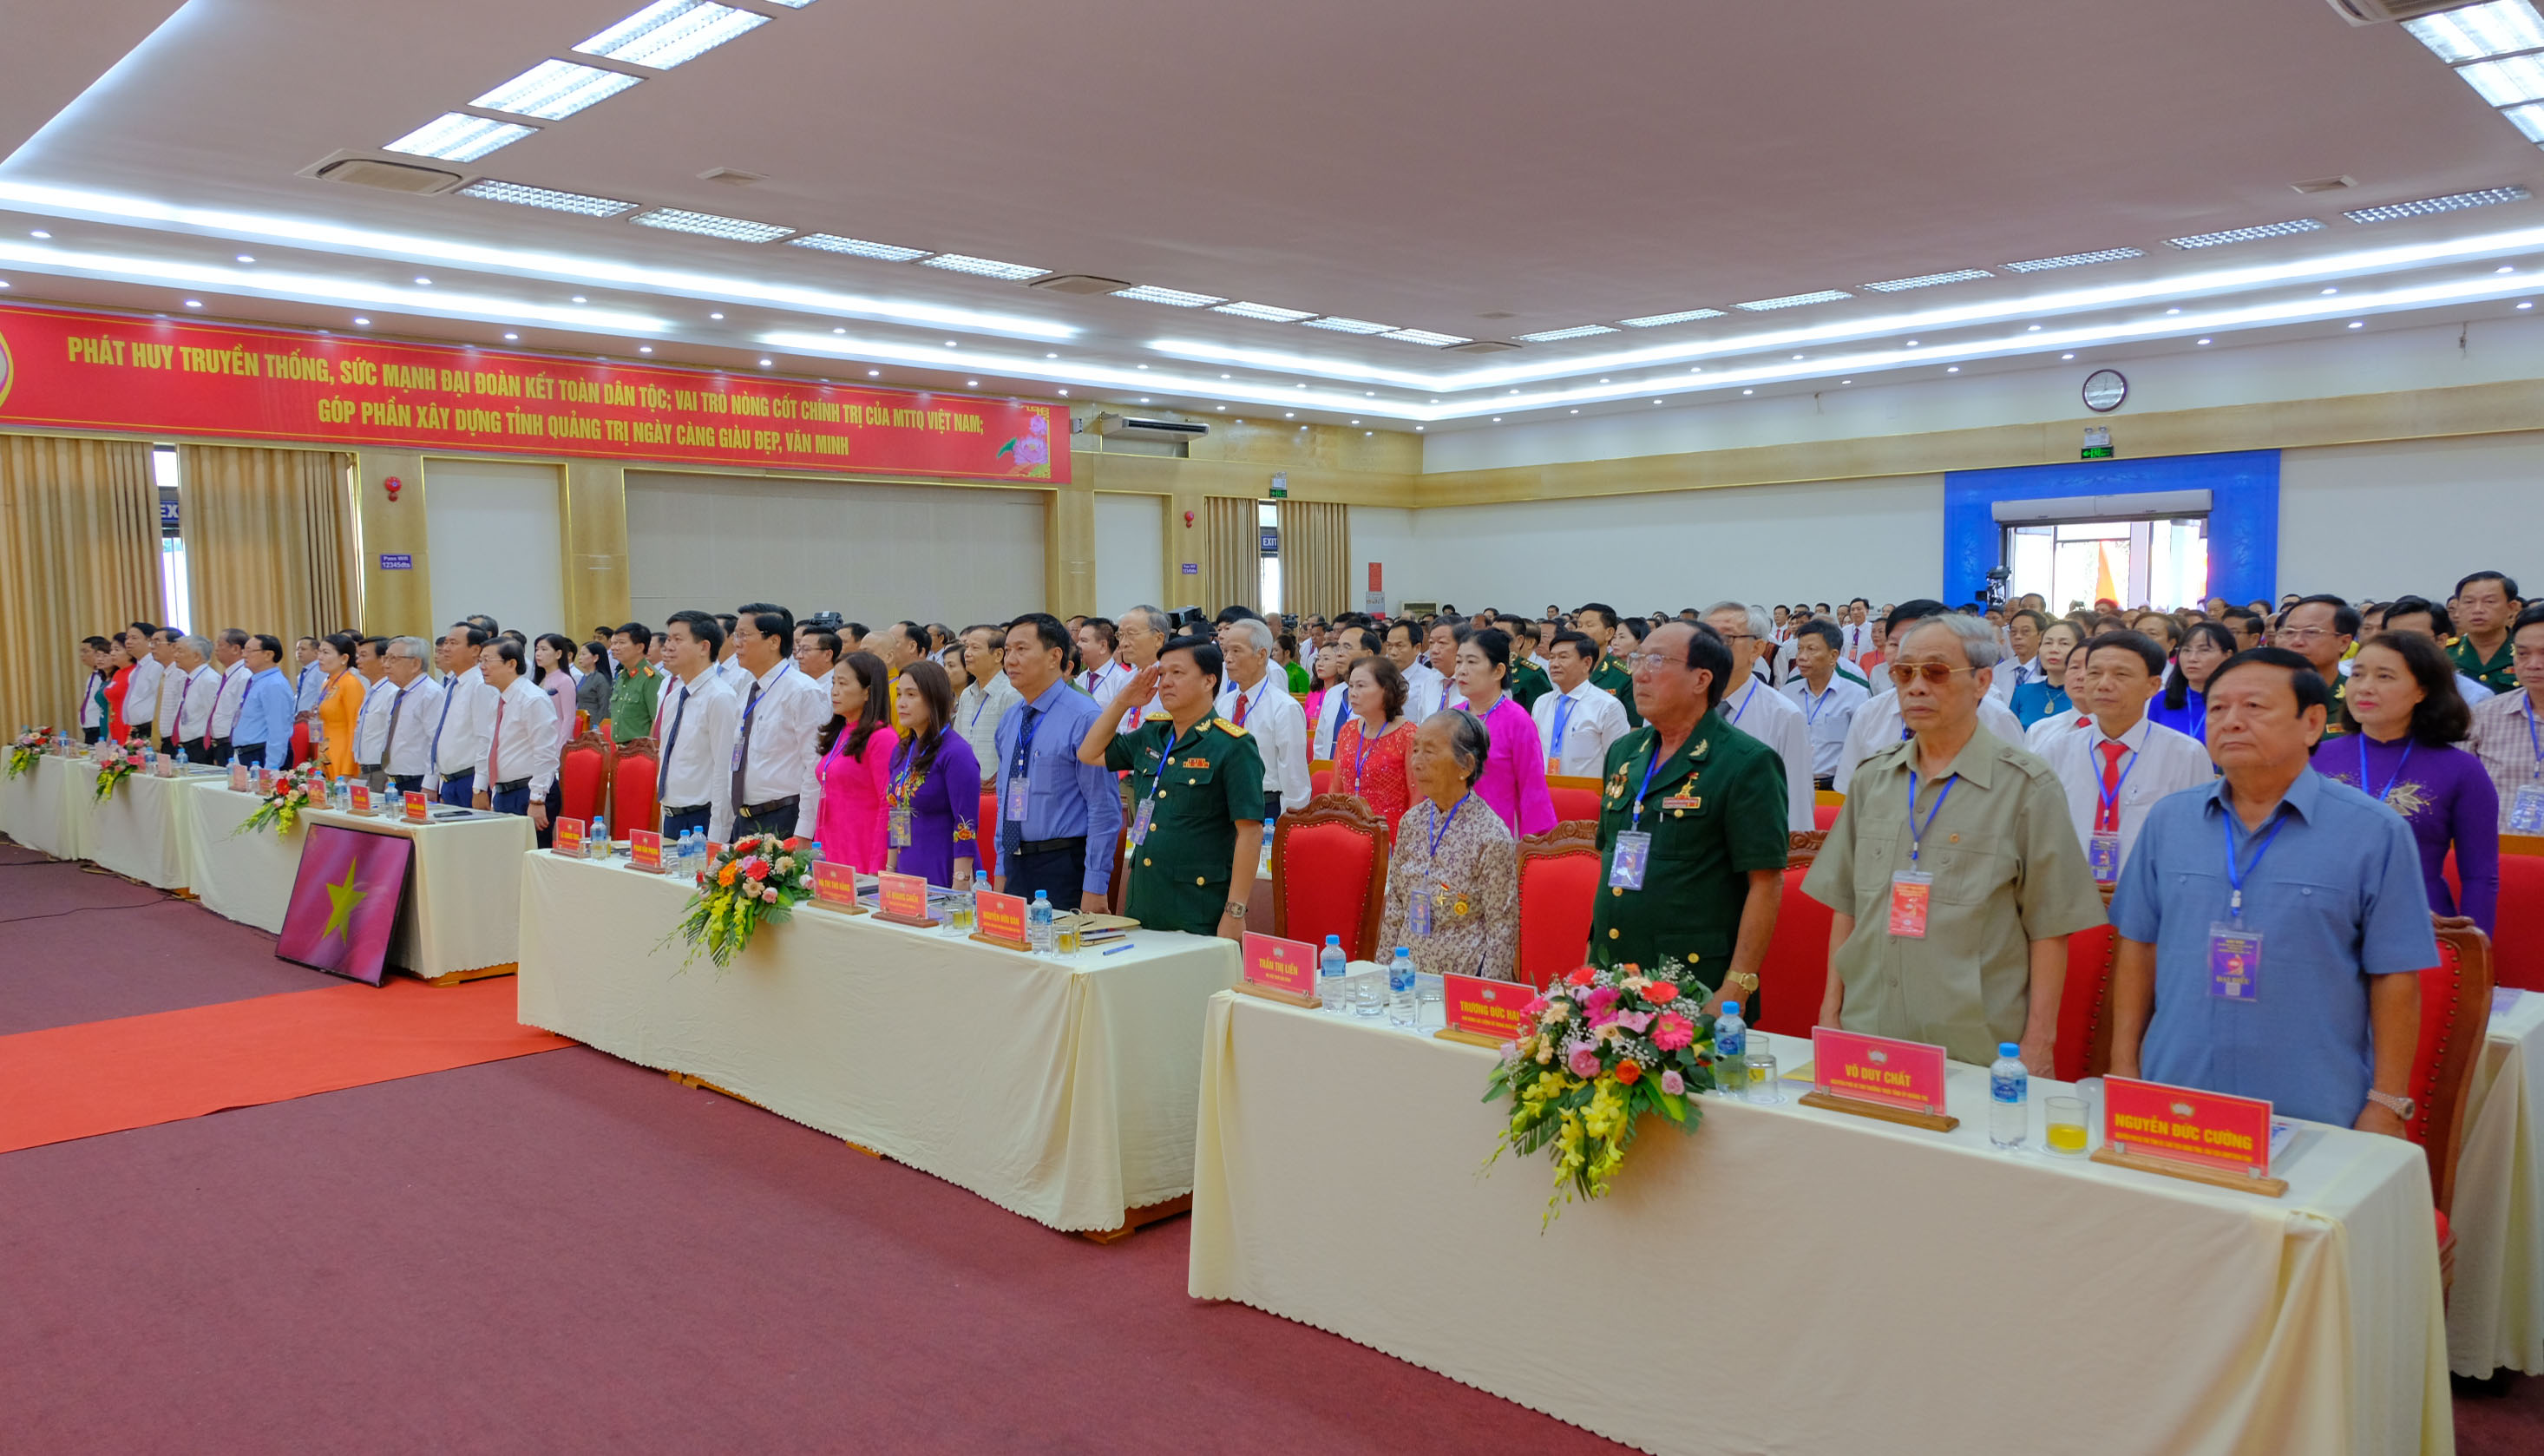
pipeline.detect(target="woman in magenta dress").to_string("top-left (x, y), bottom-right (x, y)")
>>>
top-left (883, 659), bottom-right (981, 888)
top-left (1452, 626), bottom-right (1557, 837)
top-left (813, 652), bottom-right (897, 875)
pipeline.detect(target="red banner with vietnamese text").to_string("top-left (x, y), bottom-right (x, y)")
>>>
top-left (0, 304), bottom-right (1065, 484)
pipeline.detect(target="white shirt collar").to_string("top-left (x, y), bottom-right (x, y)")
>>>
top-left (2092, 714), bottom-right (2151, 751)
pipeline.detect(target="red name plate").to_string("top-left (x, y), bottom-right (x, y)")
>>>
top-left (975, 889), bottom-right (1027, 944)
top-left (347, 783), bottom-right (372, 814)
top-left (1810, 1027), bottom-right (1950, 1118)
top-left (403, 790), bottom-right (429, 823)
top-left (1443, 974), bottom-right (1536, 1044)
top-left (227, 763), bottom-right (250, 792)
top-left (811, 860), bottom-right (862, 909)
top-left (628, 828), bottom-right (663, 872)
top-left (1241, 932), bottom-right (1319, 997)
top-left (877, 870), bottom-right (929, 920)
top-left (552, 817), bottom-right (587, 856)
top-left (2101, 1077), bottom-right (2274, 1181)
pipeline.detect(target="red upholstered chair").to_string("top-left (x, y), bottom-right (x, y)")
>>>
top-left (1787, 830), bottom-right (1826, 870)
top-left (1309, 763), bottom-right (1334, 799)
top-left (1546, 775), bottom-right (1604, 825)
top-left (1513, 823), bottom-right (1602, 991)
top-left (1812, 796), bottom-right (1842, 831)
top-left (1755, 866), bottom-right (1833, 1036)
top-left (555, 732), bottom-right (608, 828)
top-left (2460, 843), bottom-right (2544, 993)
top-left (287, 719), bottom-right (311, 769)
top-left (2055, 922), bottom-right (2119, 1084)
top-left (610, 738), bottom-right (659, 834)
top-left (2410, 923), bottom-right (2495, 1291)
top-left (1270, 794), bottom-right (1389, 960)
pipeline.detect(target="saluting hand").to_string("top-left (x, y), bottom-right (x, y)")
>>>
top-left (1124, 661), bottom-right (1164, 708)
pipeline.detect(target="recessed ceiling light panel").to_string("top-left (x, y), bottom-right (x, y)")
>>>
top-left (576, 0), bottom-right (768, 70)
top-left (1514, 324), bottom-right (1618, 341)
top-left (1734, 289), bottom-right (1853, 311)
top-left (1299, 316), bottom-right (1395, 334)
top-left (472, 60), bottom-right (642, 120)
top-left (631, 207), bottom-right (792, 241)
top-left (2504, 102), bottom-right (2544, 141)
top-left (2455, 52), bottom-right (2544, 105)
top-left (1861, 269), bottom-right (1992, 292)
top-left (456, 179), bottom-right (638, 217)
top-left (1616, 308), bottom-right (1726, 327)
top-left (1111, 285), bottom-right (1227, 307)
top-left (2407, 1), bottom-right (2544, 63)
top-left (2165, 219), bottom-right (2326, 248)
top-left (1382, 328), bottom-right (1472, 346)
top-left (2002, 246), bottom-right (2145, 272)
top-left (920, 253), bottom-right (1048, 280)
top-left (788, 233), bottom-right (930, 261)
top-left (2344, 186), bottom-right (2533, 223)
top-left (1211, 301), bottom-right (1316, 322)
top-left (383, 114), bottom-right (537, 162)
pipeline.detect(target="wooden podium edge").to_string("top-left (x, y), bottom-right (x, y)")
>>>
top-left (1080, 1193), bottom-right (1193, 1246)
top-left (1236, 981), bottom-right (1321, 1009)
top-left (807, 894), bottom-right (869, 916)
top-left (1433, 1026), bottom-right (1506, 1048)
top-left (2090, 1144), bottom-right (2290, 1197)
top-left (970, 930), bottom-right (1035, 953)
top-left (424, 961), bottom-right (519, 987)
top-left (1798, 1090), bottom-right (1961, 1132)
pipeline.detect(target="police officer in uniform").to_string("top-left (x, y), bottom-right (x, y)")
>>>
top-left (1590, 620), bottom-right (1789, 1018)
top-left (1079, 634), bottom-right (1266, 939)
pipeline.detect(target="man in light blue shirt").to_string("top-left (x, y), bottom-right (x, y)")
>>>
top-left (292, 635), bottom-right (328, 714)
top-left (230, 634), bottom-right (298, 769)
top-left (2108, 647), bottom-right (2435, 1133)
top-left (992, 613), bottom-right (1122, 911)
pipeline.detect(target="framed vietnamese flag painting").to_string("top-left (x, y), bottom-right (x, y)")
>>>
top-left (275, 823), bottom-right (412, 985)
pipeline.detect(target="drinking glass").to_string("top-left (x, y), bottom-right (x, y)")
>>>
top-left (2044, 1095), bottom-right (2089, 1156)
top-left (1742, 1049), bottom-right (1781, 1104)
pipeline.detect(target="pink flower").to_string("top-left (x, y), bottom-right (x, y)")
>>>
top-left (1521, 996), bottom-right (1549, 1019)
top-left (761, 885), bottom-right (779, 903)
top-left (1652, 1013), bottom-right (1695, 1052)
top-left (1567, 1046), bottom-right (1603, 1079)
top-left (1612, 1010), bottom-right (1655, 1034)
top-left (1661, 1070), bottom-right (1686, 1096)
top-left (1583, 987), bottom-right (1621, 1015)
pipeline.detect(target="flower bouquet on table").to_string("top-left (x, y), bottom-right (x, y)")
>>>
top-left (239, 764), bottom-right (322, 835)
top-left (672, 833), bottom-right (815, 970)
top-left (1485, 957), bottom-right (1727, 1225)
top-left (6, 726), bottom-right (52, 780)
top-left (92, 738), bottom-right (151, 802)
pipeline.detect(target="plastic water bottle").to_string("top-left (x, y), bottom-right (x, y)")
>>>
top-left (591, 816), bottom-right (608, 859)
top-left (1319, 935), bottom-right (1349, 1013)
top-left (805, 839), bottom-right (825, 866)
top-left (1714, 1000), bottom-right (1747, 1095)
top-left (1386, 946), bottom-right (1418, 1026)
top-left (1990, 1042), bottom-right (2029, 1148)
top-left (1027, 889), bottom-right (1056, 952)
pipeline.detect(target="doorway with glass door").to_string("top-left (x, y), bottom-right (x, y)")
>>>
top-left (2003, 515), bottom-right (2210, 613)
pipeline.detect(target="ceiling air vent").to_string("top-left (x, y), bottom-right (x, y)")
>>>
top-left (1029, 274), bottom-right (1133, 295)
top-left (2322, 0), bottom-right (2482, 22)
top-left (307, 156), bottom-right (465, 194)
top-left (698, 167), bottom-right (766, 186)
top-left (1445, 339), bottom-right (1520, 353)
top-left (2292, 175), bottom-right (2357, 194)
top-left (1092, 414), bottom-right (1209, 441)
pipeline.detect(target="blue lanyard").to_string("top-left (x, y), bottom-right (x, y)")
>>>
top-left (1905, 768), bottom-right (1956, 866)
top-left (1462, 693), bottom-right (1505, 718)
top-left (2093, 738), bottom-right (2141, 827)
top-left (2528, 704), bottom-right (2542, 770)
top-left (1726, 681), bottom-right (1754, 725)
top-left (2221, 804), bottom-right (2293, 917)
top-left (2357, 735), bottom-right (2416, 803)
top-left (1426, 794), bottom-right (1472, 862)
top-left (970, 685), bottom-right (997, 728)
top-left (1628, 740), bottom-right (1675, 833)
top-left (1009, 701), bottom-right (1043, 777)
top-left (1551, 693), bottom-right (1578, 755)
top-left (888, 737), bottom-right (925, 804)
top-left (738, 662), bottom-right (791, 734)
top-left (1800, 683), bottom-right (1832, 726)
top-left (1353, 718), bottom-right (1380, 784)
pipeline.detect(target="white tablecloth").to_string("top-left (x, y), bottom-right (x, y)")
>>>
top-left (1190, 995), bottom-right (2452, 1456)
top-left (0, 753), bottom-right (82, 859)
top-left (293, 806), bottom-right (533, 978)
top-left (517, 851), bottom-right (1243, 1231)
top-left (2450, 987), bottom-right (2544, 1377)
top-left (84, 767), bottom-right (213, 889)
top-left (180, 783), bottom-right (312, 935)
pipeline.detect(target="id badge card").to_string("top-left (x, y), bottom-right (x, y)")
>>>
top-left (1409, 889), bottom-right (1433, 936)
top-left (1006, 776), bottom-right (1030, 822)
top-left (1126, 797), bottom-right (1155, 848)
top-left (2513, 783), bottom-right (2544, 835)
top-left (2088, 830), bottom-right (2121, 884)
top-left (1608, 830), bottom-right (1651, 890)
top-left (889, 804), bottom-right (913, 848)
top-left (1888, 870), bottom-right (1933, 938)
top-left (2209, 922), bottom-right (2261, 1000)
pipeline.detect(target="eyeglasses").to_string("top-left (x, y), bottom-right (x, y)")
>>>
top-left (2272, 626), bottom-right (2335, 645)
top-left (1620, 653), bottom-right (1679, 672)
top-left (1887, 662), bottom-right (1978, 685)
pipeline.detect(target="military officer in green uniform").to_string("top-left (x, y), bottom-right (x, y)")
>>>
top-left (1080, 636), bottom-right (1266, 939)
top-left (1589, 620), bottom-right (1789, 1019)
top-left (1578, 602), bottom-right (1641, 728)
top-left (1505, 616), bottom-right (1554, 711)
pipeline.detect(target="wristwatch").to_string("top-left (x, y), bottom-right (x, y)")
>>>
top-left (2366, 1089), bottom-right (2417, 1120)
top-left (1224, 902), bottom-right (1248, 919)
top-left (1724, 970), bottom-right (1759, 994)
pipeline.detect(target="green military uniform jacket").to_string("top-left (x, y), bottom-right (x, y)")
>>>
top-left (1590, 657), bottom-right (1642, 729)
top-left (1511, 659), bottom-right (1553, 712)
top-left (1588, 714), bottom-right (1789, 1012)
top-left (609, 661), bottom-right (659, 744)
top-left (1105, 715), bottom-right (1267, 935)
top-left (2452, 634), bottom-right (2519, 695)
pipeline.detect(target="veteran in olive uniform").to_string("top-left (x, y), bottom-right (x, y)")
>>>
top-left (1589, 621), bottom-right (1789, 1017)
top-left (1081, 638), bottom-right (1267, 939)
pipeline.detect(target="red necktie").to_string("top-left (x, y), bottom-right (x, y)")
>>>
top-left (2095, 740), bottom-right (2126, 832)
top-left (1234, 686), bottom-right (1251, 726)
top-left (488, 692), bottom-right (505, 783)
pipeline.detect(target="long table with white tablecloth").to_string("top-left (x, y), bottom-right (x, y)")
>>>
top-left (0, 751), bottom-right (87, 861)
top-left (2450, 987), bottom-right (2544, 1378)
top-left (516, 849), bottom-right (1242, 1232)
top-left (1190, 993), bottom-right (2452, 1456)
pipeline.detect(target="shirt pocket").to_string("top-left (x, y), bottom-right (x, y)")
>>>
top-left (1649, 792), bottom-right (1720, 860)
top-left (1850, 817), bottom-right (1905, 916)
top-left (1924, 832), bottom-right (2002, 905)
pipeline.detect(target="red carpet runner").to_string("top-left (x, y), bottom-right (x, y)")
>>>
top-left (0, 977), bottom-right (571, 1154)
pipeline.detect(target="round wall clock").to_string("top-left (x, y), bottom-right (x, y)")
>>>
top-left (2082, 369), bottom-right (2128, 413)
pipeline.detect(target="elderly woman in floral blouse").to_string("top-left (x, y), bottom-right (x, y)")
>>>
top-left (1375, 710), bottom-right (1519, 981)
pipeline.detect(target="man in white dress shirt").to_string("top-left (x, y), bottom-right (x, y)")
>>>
top-left (471, 639), bottom-right (558, 827)
top-left (1388, 620), bottom-right (1447, 721)
top-left (201, 629), bottom-right (253, 764)
top-left (164, 636), bottom-right (220, 758)
top-left (1706, 602), bottom-right (1815, 832)
top-left (653, 611), bottom-right (739, 840)
top-left (1990, 609), bottom-right (2049, 702)
top-left (954, 623), bottom-right (1023, 786)
top-left (122, 624), bottom-right (163, 743)
top-left (352, 637), bottom-right (406, 788)
top-left (148, 630), bottom-right (188, 747)
top-left (1779, 620), bottom-right (1869, 790)
top-left (1078, 618), bottom-right (1130, 708)
top-left (427, 623), bottom-right (494, 805)
top-left (2038, 630), bottom-right (2213, 884)
top-left (378, 637), bottom-right (443, 795)
top-left (1834, 601), bottom-right (2028, 792)
top-left (1216, 615), bottom-right (1311, 817)
top-left (75, 636), bottom-right (110, 744)
top-left (1106, 606), bottom-right (1173, 726)
top-left (711, 608), bottom-right (830, 842)
top-left (1532, 629), bottom-right (1629, 777)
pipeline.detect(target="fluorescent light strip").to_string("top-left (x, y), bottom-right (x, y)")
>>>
top-left (632, 208), bottom-right (792, 241)
top-left (2455, 52), bottom-right (2544, 105)
top-left (920, 253), bottom-right (1046, 280)
top-left (383, 114), bottom-right (536, 162)
top-left (1211, 301), bottom-right (1315, 322)
top-left (2344, 187), bottom-right (2533, 223)
top-left (1111, 285), bottom-right (1226, 306)
top-left (2506, 102), bottom-right (2544, 142)
top-left (1299, 317), bottom-right (1394, 334)
top-left (1861, 269), bottom-right (1991, 292)
top-left (2165, 219), bottom-right (2325, 248)
top-left (472, 60), bottom-right (641, 120)
top-left (762, 329), bottom-right (1380, 412)
top-left (2405, 0), bottom-right (2544, 62)
top-left (2002, 247), bottom-right (2144, 272)
top-left (576, 0), bottom-right (768, 69)
top-left (456, 180), bottom-right (639, 217)
top-left (1617, 308), bottom-right (1725, 326)
top-left (1383, 328), bottom-right (1471, 346)
top-left (1515, 325), bottom-right (1617, 341)
top-left (788, 233), bottom-right (930, 261)
top-left (1734, 289), bottom-right (1852, 311)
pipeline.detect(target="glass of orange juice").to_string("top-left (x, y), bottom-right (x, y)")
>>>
top-left (2044, 1095), bottom-right (2089, 1156)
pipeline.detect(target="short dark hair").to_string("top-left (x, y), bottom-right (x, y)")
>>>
top-left (249, 633), bottom-right (283, 659)
top-left (1577, 602), bottom-right (1619, 631)
top-left (2355, 633), bottom-right (2474, 746)
top-left (1884, 599), bottom-right (1948, 637)
top-left (446, 622), bottom-right (490, 650)
top-left (841, 621), bottom-right (869, 643)
top-left (2456, 570), bottom-right (2521, 602)
top-left (2289, 594), bottom-right (2361, 638)
top-left (665, 608), bottom-right (725, 658)
top-left (613, 622), bottom-right (652, 650)
top-left (1347, 653), bottom-right (1407, 720)
top-left (1215, 605), bottom-right (1262, 626)
top-left (800, 630), bottom-right (842, 662)
top-left (464, 613), bottom-right (499, 634)
top-left (738, 601), bottom-right (793, 641)
top-left (1465, 626), bottom-right (1512, 690)
top-left (2377, 594), bottom-right (2453, 638)
top-left (219, 627), bottom-right (249, 650)
top-left (1795, 619), bottom-right (1844, 653)
top-left (1079, 617), bottom-right (1117, 652)
top-left (322, 631), bottom-right (359, 662)
top-left (2010, 608), bottom-right (2052, 636)
top-left (129, 620), bottom-right (159, 636)
top-left (1548, 629), bottom-right (1597, 661)
top-left (2208, 646), bottom-right (2331, 717)
top-left (1162, 633), bottom-right (1223, 697)
top-left (1384, 619), bottom-right (1421, 647)
top-left (714, 613), bottom-right (738, 637)
top-left (741, 610), bottom-right (787, 641)
top-left (1006, 612), bottom-right (1071, 655)
top-left (2513, 603), bottom-right (2544, 640)
top-left (2082, 630), bottom-right (2167, 678)
top-left (357, 636), bottom-right (389, 660)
